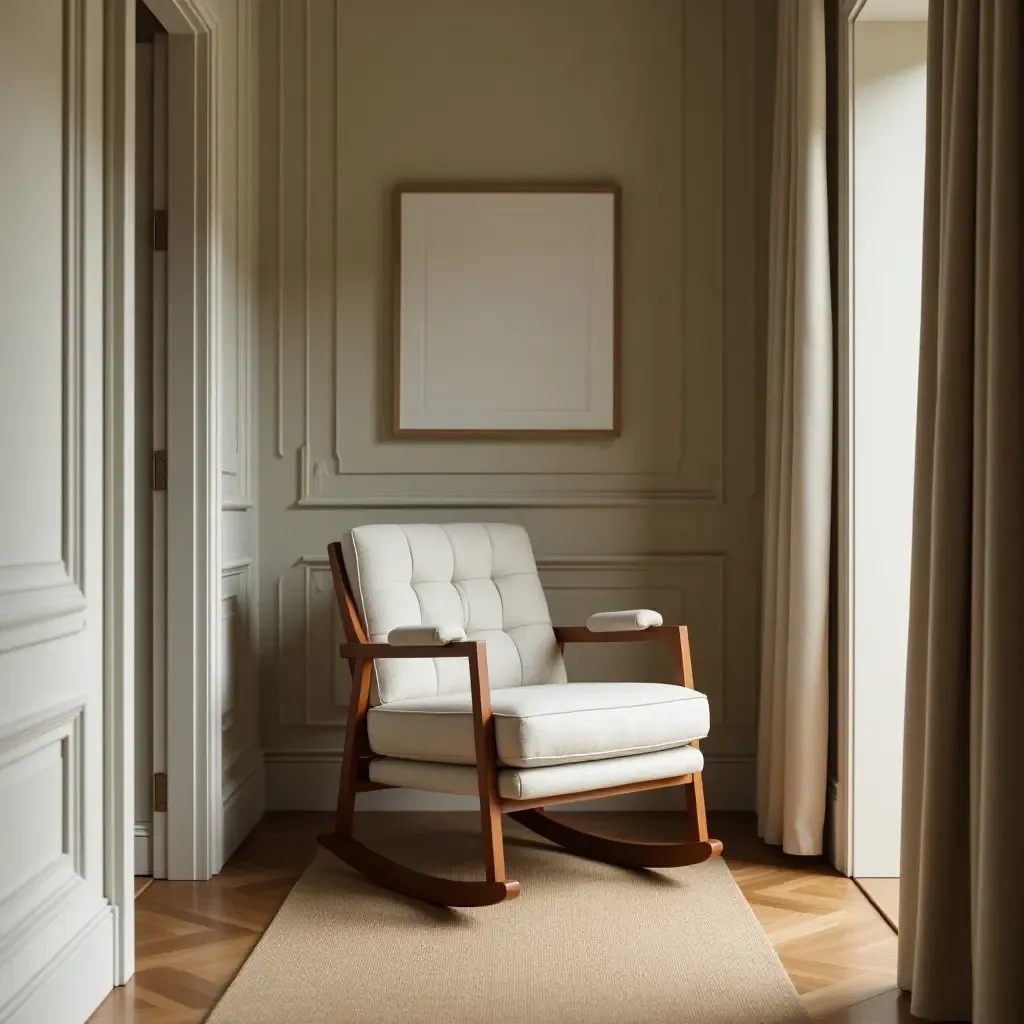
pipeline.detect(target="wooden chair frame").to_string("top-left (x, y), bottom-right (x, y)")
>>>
top-left (317, 542), bottom-right (723, 906)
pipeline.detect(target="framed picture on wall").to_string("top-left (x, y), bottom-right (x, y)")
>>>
top-left (392, 182), bottom-right (621, 438)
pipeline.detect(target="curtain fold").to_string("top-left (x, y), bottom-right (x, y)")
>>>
top-left (756, 0), bottom-right (833, 857)
top-left (898, 1), bottom-right (1023, 1021)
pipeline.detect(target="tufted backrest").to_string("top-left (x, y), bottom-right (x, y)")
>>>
top-left (340, 523), bottom-right (567, 704)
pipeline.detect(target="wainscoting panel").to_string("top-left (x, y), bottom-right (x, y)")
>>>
top-left (220, 560), bottom-right (264, 864)
top-left (0, 0), bottom-right (115, 1015)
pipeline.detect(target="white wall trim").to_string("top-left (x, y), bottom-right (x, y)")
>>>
top-left (264, 751), bottom-right (754, 813)
top-left (299, 553), bottom-right (726, 571)
top-left (0, 0), bottom-right (91, 656)
top-left (102, 0), bottom-right (137, 983)
top-left (218, 559), bottom-right (264, 870)
top-left (833, 0), bottom-right (859, 879)
top-left (220, 0), bottom-right (255, 511)
top-left (0, 564), bottom-right (87, 654)
top-left (222, 759), bottom-right (265, 863)
top-left (295, 443), bottom-right (720, 508)
top-left (152, 0), bottom-right (222, 882)
top-left (0, 701), bottom-right (88, 967)
top-left (0, 905), bottom-right (114, 1024)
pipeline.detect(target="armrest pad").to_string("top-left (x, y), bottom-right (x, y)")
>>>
top-left (586, 609), bottom-right (664, 632)
top-left (386, 624), bottom-right (467, 646)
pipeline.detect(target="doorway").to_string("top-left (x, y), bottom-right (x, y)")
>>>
top-left (134, 0), bottom-right (170, 882)
top-left (837, 0), bottom-right (929, 931)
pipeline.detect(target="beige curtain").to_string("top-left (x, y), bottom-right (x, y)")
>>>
top-left (757, 0), bottom-right (833, 857)
top-left (899, 1), bottom-right (1023, 1021)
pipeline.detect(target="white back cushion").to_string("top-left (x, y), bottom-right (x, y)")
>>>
top-left (341, 523), bottom-right (567, 704)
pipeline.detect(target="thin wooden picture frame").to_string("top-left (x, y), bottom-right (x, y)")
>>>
top-left (391, 181), bottom-right (622, 439)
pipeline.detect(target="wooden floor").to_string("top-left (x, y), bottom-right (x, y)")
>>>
top-left (90, 811), bottom-right (919, 1024)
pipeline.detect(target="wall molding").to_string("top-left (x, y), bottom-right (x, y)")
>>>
top-left (219, 561), bottom-right (264, 871)
top-left (62, 0), bottom-right (88, 595)
top-left (0, 902), bottom-right (114, 1024)
top-left (294, 444), bottom-right (721, 508)
top-left (222, 757), bottom-right (265, 864)
top-left (220, 562), bottom-right (252, 734)
top-left (0, 0), bottom-right (90, 654)
top-left (221, 0), bottom-right (254, 509)
top-left (219, 563), bottom-right (256, 766)
top-left (0, 563), bottom-right (88, 654)
top-left (0, 700), bottom-right (86, 956)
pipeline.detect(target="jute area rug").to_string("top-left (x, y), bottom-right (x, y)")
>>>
top-left (207, 815), bottom-right (809, 1024)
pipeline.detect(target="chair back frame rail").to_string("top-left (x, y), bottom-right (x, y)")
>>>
top-left (317, 541), bottom-right (723, 906)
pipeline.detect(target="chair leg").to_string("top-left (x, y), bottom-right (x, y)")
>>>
top-left (333, 660), bottom-right (371, 839)
top-left (686, 771), bottom-right (710, 843)
top-left (318, 734), bottom-right (519, 907)
top-left (480, 793), bottom-right (507, 883)
top-left (469, 640), bottom-right (518, 892)
top-left (318, 654), bottom-right (520, 907)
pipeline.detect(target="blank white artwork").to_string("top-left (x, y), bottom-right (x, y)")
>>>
top-left (395, 189), bottom-right (618, 434)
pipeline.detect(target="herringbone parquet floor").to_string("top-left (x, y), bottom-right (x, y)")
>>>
top-left (90, 812), bottom-right (915, 1024)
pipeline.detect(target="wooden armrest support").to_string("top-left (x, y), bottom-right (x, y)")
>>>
top-left (554, 625), bottom-right (697, 691)
top-left (338, 640), bottom-right (482, 661)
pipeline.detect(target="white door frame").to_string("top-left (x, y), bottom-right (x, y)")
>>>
top-left (103, 0), bottom-right (222, 985)
top-left (832, 0), bottom-right (863, 880)
top-left (103, 0), bottom-right (137, 985)
top-left (149, 0), bottom-right (223, 883)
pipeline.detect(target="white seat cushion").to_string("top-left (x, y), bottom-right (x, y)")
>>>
top-left (368, 745), bottom-right (705, 801)
top-left (367, 682), bottom-right (710, 769)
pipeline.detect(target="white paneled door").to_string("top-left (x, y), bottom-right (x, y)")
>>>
top-left (0, 0), bottom-right (117, 1020)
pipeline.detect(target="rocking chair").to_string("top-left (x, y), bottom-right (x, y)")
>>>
top-left (318, 523), bottom-right (722, 906)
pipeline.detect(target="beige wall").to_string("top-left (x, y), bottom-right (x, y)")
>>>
top-left (217, 0), bottom-right (265, 860)
top-left (256, 0), bottom-right (777, 810)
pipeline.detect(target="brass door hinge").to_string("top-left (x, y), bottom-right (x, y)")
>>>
top-left (153, 772), bottom-right (168, 813)
top-left (152, 209), bottom-right (168, 251)
top-left (153, 449), bottom-right (167, 491)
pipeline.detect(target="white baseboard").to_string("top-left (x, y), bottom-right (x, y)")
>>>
top-left (223, 758), bottom-right (266, 864)
top-left (264, 751), bottom-right (755, 813)
top-left (134, 821), bottom-right (151, 877)
top-left (3, 905), bottom-right (113, 1024)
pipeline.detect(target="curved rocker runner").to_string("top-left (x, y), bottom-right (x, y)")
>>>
top-left (316, 527), bottom-right (724, 907)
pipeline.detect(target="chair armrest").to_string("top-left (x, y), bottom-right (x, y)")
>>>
top-left (387, 624), bottom-right (467, 646)
top-left (586, 609), bottom-right (663, 632)
top-left (553, 624), bottom-right (679, 645)
top-left (337, 638), bottom-right (499, 775)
